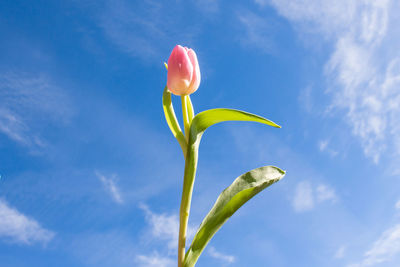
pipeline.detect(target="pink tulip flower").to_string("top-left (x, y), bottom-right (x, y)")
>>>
top-left (167, 45), bottom-right (201, 96)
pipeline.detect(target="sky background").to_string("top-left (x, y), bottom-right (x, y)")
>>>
top-left (1, 0), bottom-right (400, 266)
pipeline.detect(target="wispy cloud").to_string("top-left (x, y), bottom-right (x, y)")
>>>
top-left (208, 246), bottom-right (236, 265)
top-left (91, 0), bottom-right (199, 63)
top-left (335, 245), bottom-right (346, 259)
top-left (0, 199), bottom-right (54, 245)
top-left (137, 204), bottom-right (197, 265)
top-left (194, 0), bottom-right (219, 14)
top-left (263, 0), bottom-right (400, 167)
top-left (292, 181), bottom-right (337, 212)
top-left (293, 181), bottom-right (314, 212)
top-left (396, 200), bottom-right (400, 210)
top-left (135, 209), bottom-right (235, 265)
top-left (316, 184), bottom-right (337, 203)
top-left (348, 224), bottom-right (400, 267)
top-left (0, 108), bottom-right (34, 146)
top-left (135, 253), bottom-right (175, 267)
top-left (69, 231), bottom-right (138, 267)
top-left (298, 85), bottom-right (313, 113)
top-left (237, 10), bottom-right (276, 54)
top-left (139, 203), bottom-right (196, 253)
top-left (0, 72), bottom-right (72, 150)
top-left (95, 171), bottom-right (124, 204)
top-left (318, 139), bottom-right (338, 157)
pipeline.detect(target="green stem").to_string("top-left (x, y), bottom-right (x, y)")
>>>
top-left (178, 95), bottom-right (198, 267)
top-left (186, 95), bottom-right (195, 124)
top-left (178, 134), bottom-right (199, 267)
top-left (181, 96), bottom-right (190, 142)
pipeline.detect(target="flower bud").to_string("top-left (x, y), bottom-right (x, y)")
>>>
top-left (167, 45), bottom-right (201, 96)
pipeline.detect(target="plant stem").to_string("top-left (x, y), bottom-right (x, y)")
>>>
top-left (181, 96), bottom-right (190, 142)
top-left (178, 140), bottom-right (198, 267)
top-left (178, 95), bottom-right (198, 267)
top-left (186, 95), bottom-right (195, 124)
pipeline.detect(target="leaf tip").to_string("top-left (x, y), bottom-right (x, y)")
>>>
top-left (267, 120), bottom-right (281, 128)
top-left (271, 166), bottom-right (286, 177)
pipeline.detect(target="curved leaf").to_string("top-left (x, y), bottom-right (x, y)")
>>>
top-left (184, 166), bottom-right (285, 267)
top-left (162, 86), bottom-right (187, 154)
top-left (189, 108), bottom-right (281, 143)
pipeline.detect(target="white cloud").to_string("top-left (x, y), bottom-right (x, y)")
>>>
top-left (208, 246), bottom-right (236, 264)
top-left (396, 200), bottom-right (400, 210)
top-left (335, 245), bottom-right (346, 259)
top-left (0, 72), bottom-right (72, 149)
top-left (264, 0), bottom-right (400, 166)
top-left (318, 139), bottom-right (338, 157)
top-left (293, 181), bottom-right (337, 212)
top-left (95, 171), bottom-right (123, 204)
top-left (69, 231), bottom-right (138, 267)
top-left (316, 184), bottom-right (337, 203)
top-left (94, 0), bottom-right (199, 63)
top-left (298, 85), bottom-right (313, 113)
top-left (266, 0), bottom-right (358, 37)
top-left (135, 253), bottom-right (175, 267)
top-left (194, 0), bottom-right (219, 13)
top-left (137, 204), bottom-right (197, 266)
top-left (319, 140), bottom-right (328, 151)
top-left (254, 0), bottom-right (267, 6)
top-left (0, 199), bottom-right (54, 245)
top-left (349, 224), bottom-right (400, 266)
top-left (293, 181), bottom-right (314, 212)
top-left (139, 204), bottom-right (196, 253)
top-left (0, 108), bottom-right (32, 146)
top-left (237, 10), bottom-right (275, 54)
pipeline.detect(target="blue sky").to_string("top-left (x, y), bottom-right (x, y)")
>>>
top-left (1, 0), bottom-right (400, 266)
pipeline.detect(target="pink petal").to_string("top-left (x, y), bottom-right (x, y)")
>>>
top-left (187, 48), bottom-right (201, 94)
top-left (167, 45), bottom-right (193, 95)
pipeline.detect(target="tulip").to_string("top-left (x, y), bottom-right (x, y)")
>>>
top-left (167, 45), bottom-right (201, 96)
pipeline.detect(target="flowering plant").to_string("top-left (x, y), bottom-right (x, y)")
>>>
top-left (163, 45), bottom-right (285, 267)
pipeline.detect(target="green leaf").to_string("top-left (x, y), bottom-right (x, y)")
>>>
top-left (184, 166), bottom-right (285, 267)
top-left (162, 86), bottom-right (187, 155)
top-left (189, 108), bottom-right (280, 143)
